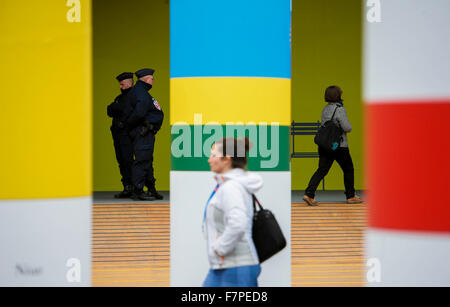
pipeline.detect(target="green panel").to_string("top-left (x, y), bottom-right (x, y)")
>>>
top-left (171, 125), bottom-right (290, 171)
top-left (93, 0), bottom-right (170, 191)
top-left (291, 0), bottom-right (363, 190)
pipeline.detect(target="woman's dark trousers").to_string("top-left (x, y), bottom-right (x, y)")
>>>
top-left (305, 147), bottom-right (356, 199)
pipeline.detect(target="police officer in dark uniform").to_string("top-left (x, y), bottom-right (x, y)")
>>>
top-left (127, 68), bottom-right (164, 201)
top-left (107, 72), bottom-right (135, 198)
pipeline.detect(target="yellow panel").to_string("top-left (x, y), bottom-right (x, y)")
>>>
top-left (170, 77), bottom-right (291, 125)
top-left (0, 1), bottom-right (92, 199)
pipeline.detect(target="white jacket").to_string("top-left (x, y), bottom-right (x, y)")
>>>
top-left (203, 168), bottom-right (263, 269)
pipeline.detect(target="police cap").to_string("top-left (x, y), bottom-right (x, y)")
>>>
top-left (116, 72), bottom-right (134, 82)
top-left (135, 68), bottom-right (155, 78)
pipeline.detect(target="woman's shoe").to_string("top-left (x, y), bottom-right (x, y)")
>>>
top-left (303, 195), bottom-right (318, 206)
top-left (347, 195), bottom-right (363, 204)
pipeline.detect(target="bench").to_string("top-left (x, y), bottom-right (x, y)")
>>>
top-left (290, 121), bottom-right (326, 190)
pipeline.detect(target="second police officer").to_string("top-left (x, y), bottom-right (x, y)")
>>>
top-left (127, 68), bottom-right (164, 201)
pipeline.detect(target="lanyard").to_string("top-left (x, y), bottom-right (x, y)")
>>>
top-left (202, 184), bottom-right (220, 227)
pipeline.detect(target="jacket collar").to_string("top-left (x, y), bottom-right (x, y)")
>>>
top-left (214, 168), bottom-right (245, 184)
top-left (121, 87), bottom-right (132, 95)
top-left (136, 80), bottom-right (152, 91)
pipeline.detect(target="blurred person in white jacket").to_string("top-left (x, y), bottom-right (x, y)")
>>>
top-left (202, 137), bottom-right (263, 287)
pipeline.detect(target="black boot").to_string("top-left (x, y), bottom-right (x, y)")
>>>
top-left (114, 185), bottom-right (133, 199)
top-left (147, 185), bottom-right (163, 200)
top-left (131, 188), bottom-right (155, 201)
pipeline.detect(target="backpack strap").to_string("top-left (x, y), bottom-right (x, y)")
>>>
top-left (330, 105), bottom-right (343, 131)
top-left (330, 105), bottom-right (341, 120)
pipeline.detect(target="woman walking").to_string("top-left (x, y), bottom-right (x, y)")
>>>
top-left (303, 86), bottom-right (363, 206)
top-left (203, 137), bottom-right (263, 287)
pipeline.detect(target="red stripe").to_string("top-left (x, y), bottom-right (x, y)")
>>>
top-left (365, 101), bottom-right (450, 232)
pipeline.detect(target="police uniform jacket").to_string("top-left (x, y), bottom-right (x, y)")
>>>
top-left (107, 88), bottom-right (133, 135)
top-left (127, 80), bottom-right (164, 137)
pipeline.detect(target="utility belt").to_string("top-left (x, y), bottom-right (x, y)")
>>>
top-left (140, 121), bottom-right (160, 136)
top-left (111, 120), bottom-right (126, 134)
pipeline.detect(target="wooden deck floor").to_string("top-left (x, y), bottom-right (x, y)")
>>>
top-left (291, 202), bottom-right (366, 286)
top-left (92, 202), bottom-right (366, 287)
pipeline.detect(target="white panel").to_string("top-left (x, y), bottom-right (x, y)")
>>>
top-left (364, 0), bottom-right (450, 103)
top-left (366, 228), bottom-right (450, 286)
top-left (170, 171), bottom-right (291, 287)
top-left (0, 197), bottom-right (91, 287)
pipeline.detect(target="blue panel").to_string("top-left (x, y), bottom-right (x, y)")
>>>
top-left (170, 0), bottom-right (291, 79)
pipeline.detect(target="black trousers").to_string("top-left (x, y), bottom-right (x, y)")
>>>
top-left (132, 131), bottom-right (156, 190)
top-left (112, 133), bottom-right (134, 188)
top-left (305, 147), bottom-right (356, 199)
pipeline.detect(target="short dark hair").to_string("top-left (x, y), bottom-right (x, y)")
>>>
top-left (325, 86), bottom-right (343, 103)
top-left (215, 137), bottom-right (252, 169)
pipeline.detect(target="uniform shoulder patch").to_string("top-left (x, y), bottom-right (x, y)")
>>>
top-left (152, 98), bottom-right (162, 111)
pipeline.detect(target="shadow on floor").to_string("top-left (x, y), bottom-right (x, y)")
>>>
top-left (94, 190), bottom-right (366, 204)
top-left (93, 191), bottom-right (170, 204)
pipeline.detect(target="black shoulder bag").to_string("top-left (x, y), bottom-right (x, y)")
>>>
top-left (252, 195), bottom-right (287, 263)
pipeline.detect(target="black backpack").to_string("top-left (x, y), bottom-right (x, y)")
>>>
top-left (314, 105), bottom-right (343, 151)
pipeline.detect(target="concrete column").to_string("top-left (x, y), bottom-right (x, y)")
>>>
top-left (170, 0), bottom-right (292, 286)
top-left (364, 0), bottom-right (450, 286)
top-left (0, 0), bottom-right (92, 286)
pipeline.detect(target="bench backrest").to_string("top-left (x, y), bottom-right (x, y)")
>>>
top-left (290, 121), bottom-right (321, 135)
top-left (290, 121), bottom-right (326, 190)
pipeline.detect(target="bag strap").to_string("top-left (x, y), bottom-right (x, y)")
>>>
top-left (252, 194), bottom-right (264, 214)
top-left (330, 105), bottom-right (341, 121)
top-left (329, 105), bottom-right (343, 132)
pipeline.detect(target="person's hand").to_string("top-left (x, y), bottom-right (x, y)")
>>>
top-left (214, 235), bottom-right (225, 265)
top-left (215, 250), bottom-right (224, 265)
